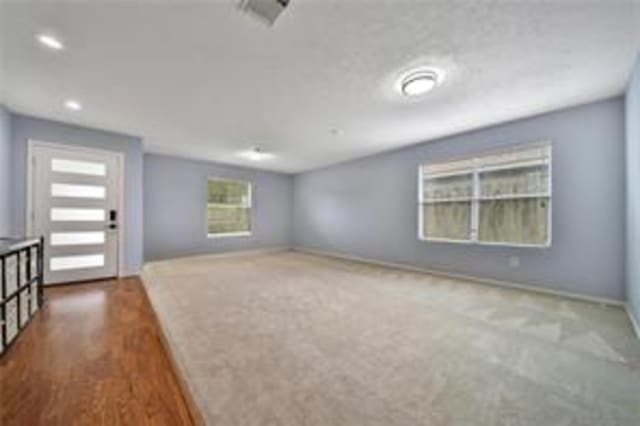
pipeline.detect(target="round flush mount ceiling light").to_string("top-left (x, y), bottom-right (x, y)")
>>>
top-left (398, 68), bottom-right (444, 97)
top-left (64, 99), bottom-right (82, 111)
top-left (237, 147), bottom-right (275, 161)
top-left (36, 33), bottom-right (64, 51)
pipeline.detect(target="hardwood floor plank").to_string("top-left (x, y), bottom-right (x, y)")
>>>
top-left (0, 277), bottom-right (196, 426)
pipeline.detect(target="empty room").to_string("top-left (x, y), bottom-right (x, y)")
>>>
top-left (1, 1), bottom-right (640, 425)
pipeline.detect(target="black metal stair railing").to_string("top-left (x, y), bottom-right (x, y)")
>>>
top-left (0, 237), bottom-right (44, 355)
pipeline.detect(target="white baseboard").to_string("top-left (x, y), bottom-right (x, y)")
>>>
top-left (120, 269), bottom-right (141, 278)
top-left (293, 247), bottom-right (624, 307)
top-left (119, 273), bottom-right (140, 279)
top-left (625, 303), bottom-right (640, 339)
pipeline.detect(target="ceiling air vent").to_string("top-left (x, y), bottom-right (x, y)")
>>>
top-left (238, 0), bottom-right (290, 26)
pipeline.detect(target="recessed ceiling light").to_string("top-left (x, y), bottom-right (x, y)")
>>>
top-left (36, 34), bottom-right (64, 51)
top-left (398, 68), bottom-right (443, 97)
top-left (237, 147), bottom-right (275, 161)
top-left (64, 100), bottom-right (82, 111)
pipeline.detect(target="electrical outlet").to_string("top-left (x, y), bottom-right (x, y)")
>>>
top-left (508, 256), bottom-right (520, 268)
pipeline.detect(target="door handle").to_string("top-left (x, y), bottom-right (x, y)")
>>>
top-left (108, 209), bottom-right (118, 230)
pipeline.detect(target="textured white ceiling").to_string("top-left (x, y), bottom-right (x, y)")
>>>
top-left (2, 0), bottom-right (639, 173)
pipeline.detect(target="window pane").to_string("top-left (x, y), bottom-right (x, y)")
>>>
top-left (51, 158), bottom-right (106, 176)
top-left (207, 179), bottom-right (251, 235)
top-left (423, 158), bottom-right (475, 176)
top-left (50, 254), bottom-right (105, 271)
top-left (51, 208), bottom-right (105, 222)
top-left (478, 145), bottom-right (550, 170)
top-left (478, 198), bottom-right (549, 244)
top-left (420, 143), bottom-right (551, 247)
top-left (51, 232), bottom-right (105, 246)
top-left (423, 202), bottom-right (471, 240)
top-left (480, 165), bottom-right (549, 197)
top-left (423, 173), bottom-right (473, 200)
top-left (208, 206), bottom-right (250, 234)
top-left (208, 180), bottom-right (250, 206)
top-left (51, 183), bottom-right (106, 199)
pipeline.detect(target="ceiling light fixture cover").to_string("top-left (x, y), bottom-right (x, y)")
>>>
top-left (64, 100), bottom-right (82, 111)
top-left (238, 147), bottom-right (275, 161)
top-left (37, 34), bottom-right (64, 50)
top-left (238, 0), bottom-right (290, 26)
top-left (399, 68), bottom-right (443, 97)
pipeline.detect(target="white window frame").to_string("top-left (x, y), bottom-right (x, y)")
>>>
top-left (206, 177), bottom-right (253, 239)
top-left (418, 142), bottom-right (552, 248)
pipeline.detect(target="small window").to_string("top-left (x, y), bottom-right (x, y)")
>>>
top-left (420, 143), bottom-right (551, 247)
top-left (207, 178), bottom-right (252, 237)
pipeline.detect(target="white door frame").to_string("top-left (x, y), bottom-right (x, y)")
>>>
top-left (26, 139), bottom-right (126, 279)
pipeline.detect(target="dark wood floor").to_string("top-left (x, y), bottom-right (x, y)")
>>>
top-left (0, 277), bottom-right (196, 426)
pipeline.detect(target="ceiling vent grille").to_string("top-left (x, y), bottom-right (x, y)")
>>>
top-left (238, 0), bottom-right (290, 26)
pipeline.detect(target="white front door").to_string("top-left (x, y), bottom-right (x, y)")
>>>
top-left (29, 142), bottom-right (121, 284)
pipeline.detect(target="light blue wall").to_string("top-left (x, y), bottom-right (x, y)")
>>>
top-left (10, 113), bottom-right (144, 275)
top-left (0, 105), bottom-right (11, 236)
top-left (293, 98), bottom-right (626, 301)
top-left (144, 153), bottom-right (293, 261)
top-left (3, 93), bottom-right (632, 304)
top-left (626, 55), bottom-right (640, 324)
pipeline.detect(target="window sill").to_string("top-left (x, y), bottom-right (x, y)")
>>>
top-left (419, 236), bottom-right (550, 249)
top-left (207, 232), bottom-right (252, 239)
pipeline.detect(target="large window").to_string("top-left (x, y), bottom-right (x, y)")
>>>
top-left (419, 143), bottom-right (551, 247)
top-left (207, 178), bottom-right (252, 237)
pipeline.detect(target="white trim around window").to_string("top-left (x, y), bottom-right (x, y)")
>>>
top-left (206, 176), bottom-right (253, 238)
top-left (418, 142), bottom-right (552, 248)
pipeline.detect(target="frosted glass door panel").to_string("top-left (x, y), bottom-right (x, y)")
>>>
top-left (50, 254), bottom-right (105, 271)
top-left (50, 208), bottom-right (105, 222)
top-left (51, 158), bottom-right (106, 176)
top-left (51, 183), bottom-right (106, 199)
top-left (51, 232), bottom-right (105, 246)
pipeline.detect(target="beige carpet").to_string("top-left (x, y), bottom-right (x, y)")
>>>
top-left (142, 251), bottom-right (640, 426)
